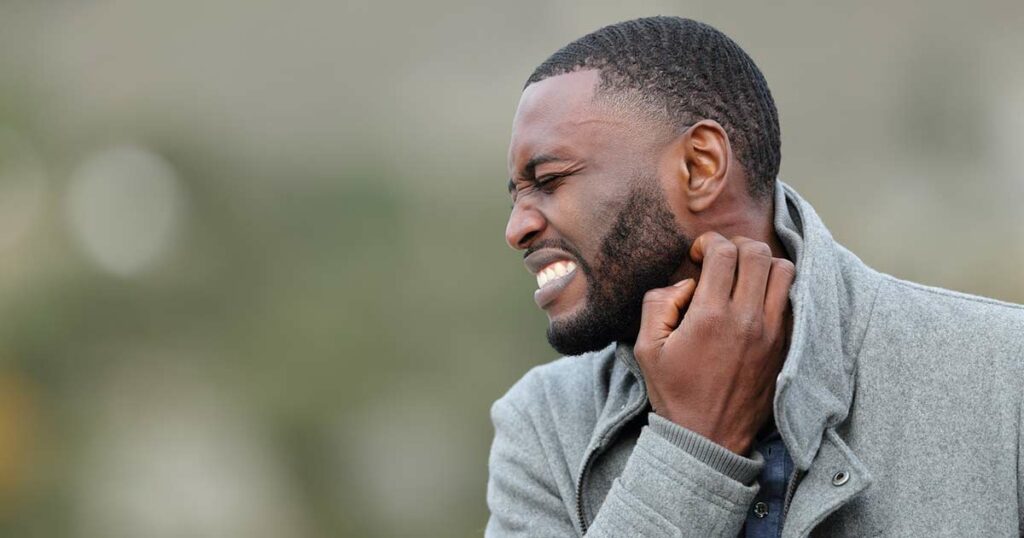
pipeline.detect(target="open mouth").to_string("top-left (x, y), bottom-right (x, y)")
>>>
top-left (532, 259), bottom-right (580, 309)
top-left (536, 260), bottom-right (578, 289)
top-left (524, 248), bottom-right (584, 311)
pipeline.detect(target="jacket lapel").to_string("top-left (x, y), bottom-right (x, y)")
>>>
top-left (773, 182), bottom-right (880, 534)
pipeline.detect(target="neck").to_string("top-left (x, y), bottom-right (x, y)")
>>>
top-left (709, 191), bottom-right (789, 261)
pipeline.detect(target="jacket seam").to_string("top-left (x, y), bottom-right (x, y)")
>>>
top-left (881, 274), bottom-right (1024, 312)
top-left (604, 481), bottom-right (682, 536)
top-left (852, 272), bottom-right (885, 363)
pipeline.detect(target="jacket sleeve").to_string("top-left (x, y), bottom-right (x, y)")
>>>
top-left (486, 394), bottom-right (764, 537)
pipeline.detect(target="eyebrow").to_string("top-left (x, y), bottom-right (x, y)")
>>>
top-left (507, 153), bottom-right (568, 194)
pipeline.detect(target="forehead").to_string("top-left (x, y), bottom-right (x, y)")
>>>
top-left (508, 70), bottom-right (630, 173)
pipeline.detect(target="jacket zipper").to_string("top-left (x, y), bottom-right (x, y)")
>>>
top-left (782, 468), bottom-right (803, 520)
top-left (575, 448), bottom-right (599, 534)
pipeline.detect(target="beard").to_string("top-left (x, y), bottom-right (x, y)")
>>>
top-left (546, 178), bottom-right (693, 356)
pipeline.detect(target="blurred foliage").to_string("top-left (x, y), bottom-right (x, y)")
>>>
top-left (0, 1), bottom-right (1021, 537)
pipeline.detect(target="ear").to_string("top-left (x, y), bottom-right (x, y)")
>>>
top-left (678, 119), bottom-right (731, 213)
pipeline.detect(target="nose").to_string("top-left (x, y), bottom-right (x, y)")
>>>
top-left (505, 202), bottom-right (546, 250)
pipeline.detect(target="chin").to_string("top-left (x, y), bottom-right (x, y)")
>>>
top-left (544, 299), bottom-right (585, 324)
top-left (545, 313), bottom-right (617, 357)
top-left (545, 293), bottom-right (642, 356)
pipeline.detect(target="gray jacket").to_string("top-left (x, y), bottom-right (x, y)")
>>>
top-left (486, 181), bottom-right (1024, 537)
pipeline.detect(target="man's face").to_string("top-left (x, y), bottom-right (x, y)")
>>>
top-left (506, 70), bottom-right (693, 355)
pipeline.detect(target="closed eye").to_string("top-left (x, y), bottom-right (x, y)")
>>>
top-left (508, 172), bottom-right (572, 207)
top-left (536, 173), bottom-right (568, 193)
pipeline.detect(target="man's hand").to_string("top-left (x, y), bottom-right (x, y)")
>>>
top-left (634, 232), bottom-right (795, 456)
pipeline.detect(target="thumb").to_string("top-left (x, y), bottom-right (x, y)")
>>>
top-left (637, 279), bottom-right (697, 348)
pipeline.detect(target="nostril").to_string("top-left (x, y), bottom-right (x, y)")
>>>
top-left (518, 229), bottom-right (539, 249)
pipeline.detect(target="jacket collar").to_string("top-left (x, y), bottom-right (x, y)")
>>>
top-left (615, 180), bottom-right (881, 470)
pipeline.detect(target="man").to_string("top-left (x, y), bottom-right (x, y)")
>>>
top-left (487, 16), bottom-right (1024, 538)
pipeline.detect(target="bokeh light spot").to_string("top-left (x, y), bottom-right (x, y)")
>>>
top-left (65, 145), bottom-right (185, 277)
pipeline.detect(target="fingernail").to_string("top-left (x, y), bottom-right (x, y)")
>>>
top-left (673, 278), bottom-right (694, 288)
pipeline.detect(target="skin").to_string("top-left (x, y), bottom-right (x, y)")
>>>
top-left (506, 69), bottom-right (796, 456)
top-left (507, 71), bottom-right (666, 321)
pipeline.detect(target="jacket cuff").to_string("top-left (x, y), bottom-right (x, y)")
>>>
top-left (648, 412), bottom-right (763, 485)
top-left (591, 418), bottom-right (761, 535)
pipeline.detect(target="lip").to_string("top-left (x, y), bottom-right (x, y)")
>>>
top-left (533, 267), bottom-right (578, 309)
top-left (524, 248), bottom-right (581, 310)
top-left (524, 248), bottom-right (577, 276)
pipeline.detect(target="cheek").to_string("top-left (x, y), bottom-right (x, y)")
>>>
top-left (543, 187), bottom-right (615, 251)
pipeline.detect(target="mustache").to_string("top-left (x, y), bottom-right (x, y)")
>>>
top-left (523, 238), bottom-right (593, 275)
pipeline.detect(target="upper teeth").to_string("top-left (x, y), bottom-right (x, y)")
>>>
top-left (536, 260), bottom-right (577, 289)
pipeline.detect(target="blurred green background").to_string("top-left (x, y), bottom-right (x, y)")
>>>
top-left (0, 1), bottom-right (1021, 537)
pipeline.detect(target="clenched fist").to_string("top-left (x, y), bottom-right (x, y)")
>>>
top-left (634, 231), bottom-right (795, 456)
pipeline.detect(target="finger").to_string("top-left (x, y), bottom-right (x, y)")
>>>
top-left (763, 257), bottom-right (796, 331)
top-left (689, 231), bottom-right (738, 308)
top-left (731, 237), bottom-right (773, 310)
top-left (637, 279), bottom-right (697, 345)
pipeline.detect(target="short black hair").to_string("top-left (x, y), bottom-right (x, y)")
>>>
top-left (526, 16), bottom-right (781, 199)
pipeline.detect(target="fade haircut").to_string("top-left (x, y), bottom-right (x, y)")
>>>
top-left (526, 16), bottom-right (781, 199)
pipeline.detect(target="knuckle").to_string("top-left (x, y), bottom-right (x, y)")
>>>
top-left (692, 307), bottom-right (727, 334)
top-left (642, 289), bottom-right (678, 309)
top-left (709, 240), bottom-right (738, 260)
top-left (772, 258), bottom-right (797, 277)
top-left (633, 342), bottom-right (654, 361)
top-left (738, 240), bottom-right (772, 260)
top-left (693, 231), bottom-right (729, 260)
top-left (736, 313), bottom-right (764, 337)
top-left (642, 288), bottom-right (668, 302)
top-left (698, 230), bottom-right (727, 245)
top-left (729, 235), bottom-right (753, 246)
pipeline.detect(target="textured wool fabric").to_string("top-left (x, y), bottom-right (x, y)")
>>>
top-left (485, 181), bottom-right (1024, 537)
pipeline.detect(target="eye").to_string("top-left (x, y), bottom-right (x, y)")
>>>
top-left (536, 174), bottom-right (567, 193)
